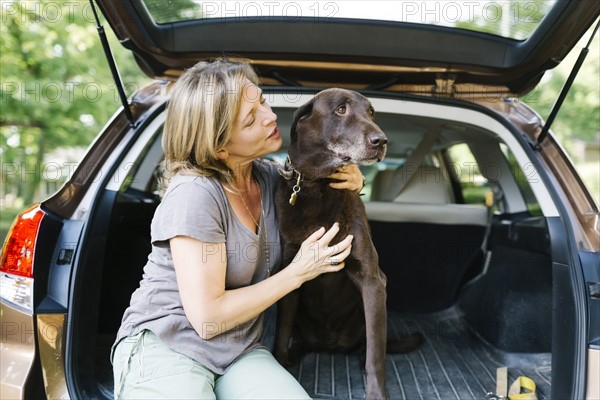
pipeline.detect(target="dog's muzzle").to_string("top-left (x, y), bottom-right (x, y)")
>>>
top-left (369, 132), bottom-right (387, 149)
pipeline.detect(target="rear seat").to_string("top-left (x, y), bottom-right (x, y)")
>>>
top-left (366, 166), bottom-right (487, 226)
top-left (365, 165), bottom-right (488, 312)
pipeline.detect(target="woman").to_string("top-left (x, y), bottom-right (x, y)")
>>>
top-left (111, 59), bottom-right (364, 399)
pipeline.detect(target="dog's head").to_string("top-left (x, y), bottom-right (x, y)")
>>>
top-left (289, 88), bottom-right (387, 178)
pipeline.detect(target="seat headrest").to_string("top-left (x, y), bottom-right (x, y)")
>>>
top-left (371, 166), bottom-right (452, 204)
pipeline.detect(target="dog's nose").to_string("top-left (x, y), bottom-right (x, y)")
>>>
top-left (369, 132), bottom-right (388, 147)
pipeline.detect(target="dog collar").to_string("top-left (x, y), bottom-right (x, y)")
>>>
top-left (277, 156), bottom-right (304, 206)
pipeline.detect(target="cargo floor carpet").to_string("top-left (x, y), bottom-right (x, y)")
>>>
top-left (285, 310), bottom-right (551, 400)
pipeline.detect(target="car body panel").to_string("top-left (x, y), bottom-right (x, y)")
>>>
top-left (0, 303), bottom-right (36, 399)
top-left (588, 347), bottom-right (600, 400)
top-left (37, 314), bottom-right (68, 399)
top-left (536, 137), bottom-right (600, 251)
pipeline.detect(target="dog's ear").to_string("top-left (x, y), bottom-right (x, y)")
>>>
top-left (290, 98), bottom-right (314, 142)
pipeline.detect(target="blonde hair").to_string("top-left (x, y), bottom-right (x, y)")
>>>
top-left (160, 58), bottom-right (259, 188)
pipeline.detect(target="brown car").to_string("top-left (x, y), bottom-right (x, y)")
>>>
top-left (1, 1), bottom-right (599, 399)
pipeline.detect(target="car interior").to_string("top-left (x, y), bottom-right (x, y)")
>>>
top-left (71, 93), bottom-right (553, 399)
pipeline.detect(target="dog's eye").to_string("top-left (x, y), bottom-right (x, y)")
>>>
top-left (368, 107), bottom-right (375, 119)
top-left (336, 105), bottom-right (347, 115)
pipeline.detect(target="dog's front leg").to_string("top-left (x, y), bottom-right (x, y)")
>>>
top-left (352, 269), bottom-right (389, 400)
top-left (274, 286), bottom-right (300, 367)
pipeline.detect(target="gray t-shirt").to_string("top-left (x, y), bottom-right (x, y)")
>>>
top-left (113, 159), bottom-right (282, 374)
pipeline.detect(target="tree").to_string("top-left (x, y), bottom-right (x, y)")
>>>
top-left (1, 0), bottom-right (149, 205)
top-left (455, 0), bottom-right (599, 149)
top-left (143, 0), bottom-right (202, 23)
top-left (529, 32), bottom-right (600, 147)
top-left (455, 0), bottom-right (551, 39)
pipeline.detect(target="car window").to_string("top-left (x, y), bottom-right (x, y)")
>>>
top-left (268, 136), bottom-right (542, 216)
top-left (445, 144), bottom-right (489, 206)
top-left (500, 143), bottom-right (543, 216)
top-left (361, 145), bottom-right (490, 206)
top-left (360, 159), bottom-right (404, 201)
top-left (106, 116), bottom-right (166, 199)
top-left (141, 0), bottom-right (558, 41)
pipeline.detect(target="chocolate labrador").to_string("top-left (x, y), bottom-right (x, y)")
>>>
top-left (274, 88), bottom-right (423, 400)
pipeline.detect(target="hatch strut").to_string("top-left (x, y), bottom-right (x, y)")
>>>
top-left (536, 19), bottom-right (600, 148)
top-left (89, 0), bottom-right (135, 128)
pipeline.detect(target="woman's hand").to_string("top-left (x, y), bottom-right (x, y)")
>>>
top-left (287, 222), bottom-right (353, 285)
top-left (327, 164), bottom-right (365, 193)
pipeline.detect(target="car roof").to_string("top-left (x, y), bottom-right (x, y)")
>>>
top-left (97, 0), bottom-right (600, 95)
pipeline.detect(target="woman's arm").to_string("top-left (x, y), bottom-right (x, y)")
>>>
top-left (172, 223), bottom-right (352, 340)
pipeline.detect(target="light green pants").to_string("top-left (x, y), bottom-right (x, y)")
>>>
top-left (112, 330), bottom-right (310, 399)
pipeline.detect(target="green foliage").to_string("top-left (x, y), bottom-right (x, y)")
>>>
top-left (1, 0), bottom-right (150, 204)
top-left (455, 0), bottom-right (599, 204)
top-left (454, 0), bottom-right (599, 147)
top-left (143, 0), bottom-right (202, 24)
top-left (456, 0), bottom-right (599, 203)
top-left (524, 34), bottom-right (600, 146)
top-left (455, 0), bottom-right (552, 39)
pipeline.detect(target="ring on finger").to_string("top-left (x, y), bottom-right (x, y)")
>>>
top-left (328, 257), bottom-right (340, 266)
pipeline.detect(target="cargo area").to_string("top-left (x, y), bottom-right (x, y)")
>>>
top-left (96, 308), bottom-right (552, 400)
top-left (72, 103), bottom-right (556, 399)
top-left (285, 311), bottom-right (551, 399)
top-left (90, 192), bottom-right (553, 400)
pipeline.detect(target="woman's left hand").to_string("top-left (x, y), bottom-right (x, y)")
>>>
top-left (328, 165), bottom-right (365, 193)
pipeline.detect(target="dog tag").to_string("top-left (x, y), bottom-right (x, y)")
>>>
top-left (289, 191), bottom-right (298, 205)
top-left (289, 174), bottom-right (302, 206)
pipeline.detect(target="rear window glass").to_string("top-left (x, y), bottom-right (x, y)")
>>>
top-left (500, 143), bottom-right (543, 216)
top-left (141, 0), bottom-right (558, 40)
top-left (446, 144), bottom-right (489, 206)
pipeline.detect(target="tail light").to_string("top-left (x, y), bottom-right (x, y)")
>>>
top-left (0, 204), bottom-right (45, 312)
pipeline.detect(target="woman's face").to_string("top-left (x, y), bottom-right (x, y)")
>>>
top-left (219, 79), bottom-right (282, 170)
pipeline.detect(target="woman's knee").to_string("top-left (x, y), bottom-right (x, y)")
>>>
top-left (113, 330), bottom-right (216, 399)
top-left (215, 348), bottom-right (310, 399)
